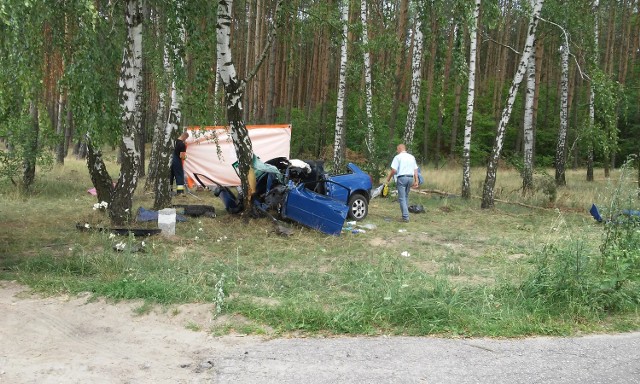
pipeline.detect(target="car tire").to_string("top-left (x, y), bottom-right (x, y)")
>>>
top-left (347, 193), bottom-right (368, 221)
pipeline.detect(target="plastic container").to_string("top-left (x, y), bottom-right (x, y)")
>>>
top-left (158, 208), bottom-right (176, 236)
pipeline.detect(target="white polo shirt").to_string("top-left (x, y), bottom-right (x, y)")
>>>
top-left (391, 151), bottom-right (418, 177)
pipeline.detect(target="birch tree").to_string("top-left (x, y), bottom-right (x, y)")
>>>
top-left (522, 43), bottom-right (536, 195)
top-left (403, 5), bottom-right (424, 148)
top-left (555, 27), bottom-right (570, 186)
top-left (216, 0), bottom-right (284, 203)
top-left (481, 0), bottom-right (544, 209)
top-left (333, 0), bottom-right (349, 170)
top-left (361, 0), bottom-right (375, 158)
top-left (586, 0), bottom-right (599, 182)
top-left (461, 0), bottom-right (481, 200)
top-left (153, 1), bottom-right (186, 210)
top-left (110, 0), bottom-right (145, 224)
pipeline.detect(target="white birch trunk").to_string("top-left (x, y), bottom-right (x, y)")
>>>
top-left (522, 43), bottom-right (536, 195)
top-left (217, 0), bottom-right (284, 199)
top-left (555, 37), bottom-right (570, 186)
top-left (481, 0), bottom-right (544, 209)
top-left (145, 44), bottom-right (168, 191)
top-left (361, 0), bottom-right (375, 157)
top-left (403, 12), bottom-right (424, 148)
top-left (587, 0), bottom-right (599, 182)
top-left (154, 0), bottom-right (186, 210)
top-left (333, 0), bottom-right (349, 170)
top-left (461, 0), bottom-right (481, 200)
top-left (110, 0), bottom-right (144, 225)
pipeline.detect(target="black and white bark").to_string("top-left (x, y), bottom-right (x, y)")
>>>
top-left (216, 0), bottom-right (284, 202)
top-left (154, 1), bottom-right (185, 210)
top-left (333, 0), bottom-right (349, 170)
top-left (403, 8), bottom-right (424, 148)
top-left (461, 0), bottom-right (481, 200)
top-left (110, 0), bottom-right (144, 225)
top-left (361, 0), bottom-right (375, 157)
top-left (522, 43), bottom-right (536, 195)
top-left (481, 0), bottom-right (544, 209)
top-left (587, 0), bottom-right (599, 182)
top-left (555, 37), bottom-right (570, 186)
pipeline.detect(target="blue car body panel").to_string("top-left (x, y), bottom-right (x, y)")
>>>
top-left (281, 183), bottom-right (349, 236)
top-left (325, 163), bottom-right (371, 203)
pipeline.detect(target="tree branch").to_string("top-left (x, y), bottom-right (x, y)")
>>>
top-left (481, 33), bottom-right (521, 55)
top-left (538, 17), bottom-right (591, 81)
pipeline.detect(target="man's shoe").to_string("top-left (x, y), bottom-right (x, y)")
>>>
top-left (398, 217), bottom-right (409, 223)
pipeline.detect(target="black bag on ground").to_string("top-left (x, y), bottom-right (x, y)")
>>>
top-left (408, 204), bottom-right (425, 213)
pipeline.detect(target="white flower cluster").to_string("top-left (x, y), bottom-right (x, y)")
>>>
top-left (93, 201), bottom-right (109, 210)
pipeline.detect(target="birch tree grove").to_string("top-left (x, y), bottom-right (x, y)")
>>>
top-left (2, 0), bottom-right (639, 203)
top-left (403, 6), bottom-right (424, 148)
top-left (333, 0), bottom-right (349, 170)
top-left (461, 0), bottom-right (481, 200)
top-left (481, 0), bottom-right (544, 209)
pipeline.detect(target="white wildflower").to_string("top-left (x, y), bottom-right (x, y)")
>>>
top-left (401, 251), bottom-right (410, 257)
top-left (108, 233), bottom-right (116, 239)
top-left (141, 241), bottom-right (146, 247)
top-left (84, 223), bottom-right (90, 229)
top-left (194, 236), bottom-right (199, 241)
top-left (115, 242), bottom-right (126, 251)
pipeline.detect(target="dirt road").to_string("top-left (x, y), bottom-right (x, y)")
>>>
top-left (2, 280), bottom-right (639, 384)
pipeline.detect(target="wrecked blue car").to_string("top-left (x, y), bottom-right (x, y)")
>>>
top-left (194, 158), bottom-right (372, 235)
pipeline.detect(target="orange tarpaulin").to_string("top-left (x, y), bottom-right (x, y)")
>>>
top-left (183, 125), bottom-right (291, 187)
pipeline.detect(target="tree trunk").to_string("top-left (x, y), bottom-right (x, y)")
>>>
top-left (403, 9), bottom-right (424, 148)
top-left (216, 0), bottom-right (284, 203)
top-left (422, 14), bottom-right (439, 161)
top-left (109, 0), bottom-right (144, 225)
top-left (361, 0), bottom-right (375, 158)
top-left (22, 100), bottom-right (40, 192)
top-left (587, 0), bottom-right (599, 182)
top-left (333, 0), bottom-right (349, 170)
top-left (555, 31), bottom-right (570, 186)
top-left (154, 0), bottom-right (186, 211)
top-left (55, 91), bottom-right (66, 164)
top-left (388, 0), bottom-right (409, 147)
top-left (522, 42), bottom-right (536, 195)
top-left (461, 0), bottom-right (480, 200)
top-left (481, 0), bottom-right (544, 209)
top-left (86, 135), bottom-right (114, 204)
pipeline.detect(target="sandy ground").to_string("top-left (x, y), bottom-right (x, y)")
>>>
top-left (0, 280), bottom-right (256, 384)
top-left (2, 279), bottom-right (640, 384)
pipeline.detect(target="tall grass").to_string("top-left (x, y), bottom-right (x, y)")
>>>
top-left (1, 155), bottom-right (639, 336)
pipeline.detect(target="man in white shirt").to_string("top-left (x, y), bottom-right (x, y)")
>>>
top-left (385, 144), bottom-right (419, 222)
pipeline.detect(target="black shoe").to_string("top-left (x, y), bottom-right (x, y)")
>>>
top-left (212, 186), bottom-right (221, 197)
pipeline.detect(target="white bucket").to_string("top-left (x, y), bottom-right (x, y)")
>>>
top-left (158, 208), bottom-right (176, 236)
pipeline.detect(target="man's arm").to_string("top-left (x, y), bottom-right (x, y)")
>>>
top-left (386, 168), bottom-right (397, 184)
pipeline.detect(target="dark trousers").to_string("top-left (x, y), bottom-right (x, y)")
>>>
top-left (170, 154), bottom-right (185, 192)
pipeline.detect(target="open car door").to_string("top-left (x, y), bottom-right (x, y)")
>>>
top-left (281, 181), bottom-right (349, 236)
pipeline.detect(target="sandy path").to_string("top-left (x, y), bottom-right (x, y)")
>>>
top-left (3, 280), bottom-right (640, 384)
top-left (0, 280), bottom-right (257, 384)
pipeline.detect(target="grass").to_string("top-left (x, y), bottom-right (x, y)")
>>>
top-left (1, 156), bottom-right (639, 337)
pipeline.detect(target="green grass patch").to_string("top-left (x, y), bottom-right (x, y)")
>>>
top-left (1, 156), bottom-right (639, 337)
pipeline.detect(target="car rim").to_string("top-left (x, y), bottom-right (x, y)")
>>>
top-left (352, 200), bottom-right (366, 218)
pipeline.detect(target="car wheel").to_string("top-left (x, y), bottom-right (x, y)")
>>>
top-left (347, 193), bottom-right (368, 221)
